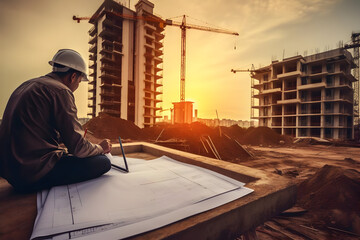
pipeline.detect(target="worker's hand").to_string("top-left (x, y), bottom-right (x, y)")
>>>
top-left (99, 139), bottom-right (112, 154)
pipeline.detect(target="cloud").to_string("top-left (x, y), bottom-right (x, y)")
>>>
top-left (236, 0), bottom-right (340, 39)
top-left (176, 0), bottom-right (340, 39)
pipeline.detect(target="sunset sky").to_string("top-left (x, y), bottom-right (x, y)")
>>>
top-left (0, 0), bottom-right (359, 121)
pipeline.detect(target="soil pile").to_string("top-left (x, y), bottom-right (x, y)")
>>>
top-left (83, 114), bottom-right (143, 141)
top-left (220, 124), bottom-right (247, 140)
top-left (155, 122), bottom-right (215, 141)
top-left (140, 122), bottom-right (251, 161)
top-left (297, 165), bottom-right (360, 234)
top-left (240, 126), bottom-right (287, 146)
top-left (83, 116), bottom-right (290, 160)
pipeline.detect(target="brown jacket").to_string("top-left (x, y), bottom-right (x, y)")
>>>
top-left (0, 73), bottom-right (103, 188)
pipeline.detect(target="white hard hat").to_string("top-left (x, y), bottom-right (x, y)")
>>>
top-left (49, 49), bottom-right (88, 81)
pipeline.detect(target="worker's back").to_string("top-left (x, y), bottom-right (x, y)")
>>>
top-left (0, 74), bottom-right (70, 188)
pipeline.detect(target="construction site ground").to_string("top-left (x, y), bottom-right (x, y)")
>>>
top-left (242, 145), bottom-right (360, 240)
top-left (1, 114), bottom-right (359, 240)
top-left (83, 114), bottom-right (360, 240)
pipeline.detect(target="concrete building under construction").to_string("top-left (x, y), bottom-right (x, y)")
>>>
top-left (87, 0), bottom-right (164, 128)
top-left (252, 48), bottom-right (358, 140)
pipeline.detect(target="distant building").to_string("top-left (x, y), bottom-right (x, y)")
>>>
top-left (197, 118), bottom-right (254, 128)
top-left (162, 115), bottom-right (171, 123)
top-left (252, 48), bottom-right (357, 139)
top-left (172, 101), bottom-right (193, 124)
top-left (87, 0), bottom-right (164, 128)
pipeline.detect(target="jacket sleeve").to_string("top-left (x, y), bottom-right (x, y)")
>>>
top-left (53, 89), bottom-right (103, 158)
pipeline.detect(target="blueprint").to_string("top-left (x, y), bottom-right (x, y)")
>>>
top-left (31, 155), bottom-right (253, 240)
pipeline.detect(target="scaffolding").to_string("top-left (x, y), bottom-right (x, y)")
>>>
top-left (250, 64), bottom-right (256, 126)
top-left (345, 32), bottom-right (360, 140)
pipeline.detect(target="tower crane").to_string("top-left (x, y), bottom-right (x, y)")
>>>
top-left (73, 14), bottom-right (239, 103)
top-left (165, 15), bottom-right (239, 102)
top-left (231, 65), bottom-right (269, 126)
top-left (73, 14), bottom-right (163, 25)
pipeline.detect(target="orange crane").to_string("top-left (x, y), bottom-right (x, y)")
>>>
top-left (73, 13), bottom-right (238, 103)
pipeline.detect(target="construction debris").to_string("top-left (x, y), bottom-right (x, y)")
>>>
top-left (294, 137), bottom-right (331, 145)
top-left (84, 115), bottom-right (288, 161)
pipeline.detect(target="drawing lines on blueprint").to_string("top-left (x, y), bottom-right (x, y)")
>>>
top-left (68, 184), bottom-right (83, 224)
top-left (66, 185), bottom-right (75, 225)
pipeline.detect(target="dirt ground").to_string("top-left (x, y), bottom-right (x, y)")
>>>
top-left (243, 145), bottom-right (360, 183)
top-left (241, 145), bottom-right (360, 240)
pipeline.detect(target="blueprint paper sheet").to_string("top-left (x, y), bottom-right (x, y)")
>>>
top-left (31, 156), bottom-right (253, 240)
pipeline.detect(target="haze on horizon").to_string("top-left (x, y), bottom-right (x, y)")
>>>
top-left (0, 0), bottom-right (359, 121)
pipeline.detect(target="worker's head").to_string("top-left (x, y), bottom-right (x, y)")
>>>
top-left (49, 49), bottom-right (88, 92)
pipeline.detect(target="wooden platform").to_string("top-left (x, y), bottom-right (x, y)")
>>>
top-left (0, 142), bottom-right (297, 240)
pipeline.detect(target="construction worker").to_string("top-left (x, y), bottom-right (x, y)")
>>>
top-left (0, 49), bottom-right (112, 192)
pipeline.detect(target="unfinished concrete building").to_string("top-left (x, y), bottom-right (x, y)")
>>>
top-left (252, 48), bottom-right (357, 139)
top-left (88, 0), bottom-right (164, 127)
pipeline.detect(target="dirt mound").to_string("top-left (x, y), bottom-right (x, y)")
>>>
top-left (140, 122), bottom-right (214, 141)
top-left (83, 116), bottom-right (290, 160)
top-left (83, 114), bottom-right (143, 141)
top-left (207, 135), bottom-right (251, 162)
top-left (141, 122), bottom-right (251, 161)
top-left (158, 122), bottom-right (215, 141)
top-left (240, 127), bottom-right (285, 146)
top-left (140, 124), bottom-right (169, 140)
top-left (220, 124), bottom-right (247, 140)
top-left (298, 165), bottom-right (360, 211)
top-left (297, 165), bottom-right (360, 234)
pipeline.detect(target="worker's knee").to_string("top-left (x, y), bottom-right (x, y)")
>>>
top-left (102, 156), bottom-right (111, 173)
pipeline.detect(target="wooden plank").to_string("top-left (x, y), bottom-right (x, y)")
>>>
top-left (242, 228), bottom-right (259, 240)
top-left (264, 222), bottom-right (302, 240)
top-left (0, 178), bottom-right (36, 240)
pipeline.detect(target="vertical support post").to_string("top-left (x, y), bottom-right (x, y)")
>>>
top-left (250, 64), bottom-right (255, 127)
top-left (352, 33), bottom-right (360, 140)
top-left (180, 15), bottom-right (186, 102)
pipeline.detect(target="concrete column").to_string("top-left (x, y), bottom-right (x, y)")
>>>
top-left (334, 115), bottom-right (339, 128)
top-left (334, 101), bottom-right (339, 113)
top-left (334, 128), bottom-right (339, 139)
top-left (134, 17), bottom-right (145, 127)
top-left (121, 19), bottom-right (132, 120)
top-left (281, 104), bottom-right (284, 135)
top-left (95, 17), bottom-right (105, 116)
top-left (295, 103), bottom-right (299, 138)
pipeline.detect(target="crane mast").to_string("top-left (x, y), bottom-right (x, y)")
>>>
top-left (180, 15), bottom-right (186, 102)
top-left (231, 65), bottom-right (258, 126)
top-left (166, 15), bottom-right (239, 102)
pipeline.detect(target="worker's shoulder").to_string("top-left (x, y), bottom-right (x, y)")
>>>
top-left (24, 74), bottom-right (71, 95)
